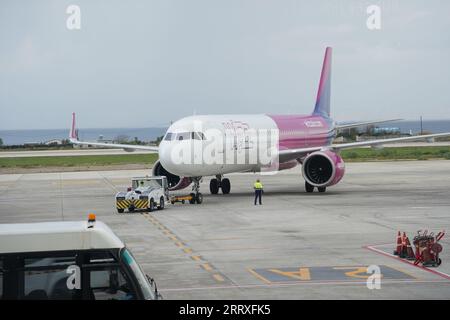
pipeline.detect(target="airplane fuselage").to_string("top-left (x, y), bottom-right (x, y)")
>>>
top-left (159, 114), bottom-right (336, 177)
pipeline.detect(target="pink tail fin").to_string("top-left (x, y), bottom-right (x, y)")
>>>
top-left (69, 112), bottom-right (78, 140)
top-left (313, 47), bottom-right (332, 117)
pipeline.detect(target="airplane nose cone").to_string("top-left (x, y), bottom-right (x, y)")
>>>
top-left (158, 142), bottom-right (171, 166)
top-left (158, 142), bottom-right (180, 175)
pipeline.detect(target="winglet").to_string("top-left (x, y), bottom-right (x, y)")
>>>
top-left (69, 112), bottom-right (78, 142)
top-left (313, 47), bottom-right (332, 117)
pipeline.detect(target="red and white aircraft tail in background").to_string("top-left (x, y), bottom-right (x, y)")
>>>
top-left (70, 47), bottom-right (450, 198)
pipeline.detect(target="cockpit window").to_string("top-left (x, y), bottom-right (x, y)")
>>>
top-left (176, 132), bottom-right (191, 141)
top-left (172, 132), bottom-right (206, 141)
top-left (164, 133), bottom-right (173, 141)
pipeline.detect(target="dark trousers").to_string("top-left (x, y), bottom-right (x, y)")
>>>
top-left (254, 190), bottom-right (262, 205)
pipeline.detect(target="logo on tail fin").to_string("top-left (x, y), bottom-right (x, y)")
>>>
top-left (313, 47), bottom-right (332, 117)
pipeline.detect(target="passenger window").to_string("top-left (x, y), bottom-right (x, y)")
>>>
top-left (89, 267), bottom-right (136, 300)
top-left (22, 255), bottom-right (78, 300)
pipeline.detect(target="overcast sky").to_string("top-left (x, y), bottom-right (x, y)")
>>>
top-left (1, 0), bottom-right (449, 130)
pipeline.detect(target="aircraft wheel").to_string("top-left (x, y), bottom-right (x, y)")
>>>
top-left (195, 192), bottom-right (203, 204)
top-left (117, 209), bottom-right (124, 213)
top-left (189, 193), bottom-right (196, 204)
top-left (305, 181), bottom-right (314, 193)
top-left (318, 186), bottom-right (326, 193)
top-left (210, 179), bottom-right (219, 194)
top-left (221, 178), bottom-right (231, 194)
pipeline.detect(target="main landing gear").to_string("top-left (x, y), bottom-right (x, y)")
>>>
top-left (305, 181), bottom-right (326, 193)
top-left (189, 177), bottom-right (203, 204)
top-left (209, 175), bottom-right (231, 195)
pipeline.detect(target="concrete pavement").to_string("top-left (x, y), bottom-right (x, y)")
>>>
top-left (1, 161), bottom-right (450, 299)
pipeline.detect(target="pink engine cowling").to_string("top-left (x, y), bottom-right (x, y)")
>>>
top-left (301, 150), bottom-right (345, 187)
top-left (152, 160), bottom-right (192, 191)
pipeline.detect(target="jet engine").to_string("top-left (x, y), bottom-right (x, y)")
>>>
top-left (152, 160), bottom-right (192, 190)
top-left (301, 151), bottom-right (345, 187)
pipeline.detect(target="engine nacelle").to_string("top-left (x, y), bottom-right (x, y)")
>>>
top-left (152, 160), bottom-right (192, 191)
top-left (301, 151), bottom-right (345, 187)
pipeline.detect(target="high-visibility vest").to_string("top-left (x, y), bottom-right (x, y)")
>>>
top-left (254, 182), bottom-right (263, 190)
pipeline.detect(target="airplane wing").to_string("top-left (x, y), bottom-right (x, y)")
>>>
top-left (69, 113), bottom-right (159, 152)
top-left (277, 132), bottom-right (450, 163)
top-left (335, 119), bottom-right (402, 130)
top-left (331, 132), bottom-right (450, 150)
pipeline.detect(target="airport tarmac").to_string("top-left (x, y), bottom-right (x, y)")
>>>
top-left (1, 161), bottom-right (450, 299)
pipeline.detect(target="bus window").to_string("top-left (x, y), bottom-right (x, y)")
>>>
top-left (121, 248), bottom-right (155, 300)
top-left (89, 251), bottom-right (115, 264)
top-left (88, 266), bottom-right (136, 300)
top-left (22, 255), bottom-right (78, 300)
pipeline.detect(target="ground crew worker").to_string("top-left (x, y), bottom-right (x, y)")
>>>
top-left (254, 179), bottom-right (263, 205)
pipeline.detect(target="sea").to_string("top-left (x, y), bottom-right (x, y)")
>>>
top-left (0, 120), bottom-right (449, 146)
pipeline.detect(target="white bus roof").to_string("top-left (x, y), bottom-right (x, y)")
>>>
top-left (0, 220), bottom-right (125, 254)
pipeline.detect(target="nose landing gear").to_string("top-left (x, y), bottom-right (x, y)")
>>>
top-left (190, 177), bottom-right (203, 204)
top-left (210, 175), bottom-right (231, 194)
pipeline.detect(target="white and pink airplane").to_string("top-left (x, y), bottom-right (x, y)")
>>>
top-left (69, 47), bottom-right (450, 201)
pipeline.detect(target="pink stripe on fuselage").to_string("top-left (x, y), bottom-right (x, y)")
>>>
top-left (267, 114), bottom-right (333, 150)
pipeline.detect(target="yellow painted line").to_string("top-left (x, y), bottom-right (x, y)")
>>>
top-left (183, 248), bottom-right (193, 254)
top-left (169, 235), bottom-right (178, 241)
top-left (213, 274), bottom-right (225, 282)
top-left (191, 255), bottom-right (202, 261)
top-left (247, 268), bottom-right (272, 284)
top-left (201, 263), bottom-right (213, 272)
top-left (175, 241), bottom-right (184, 248)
